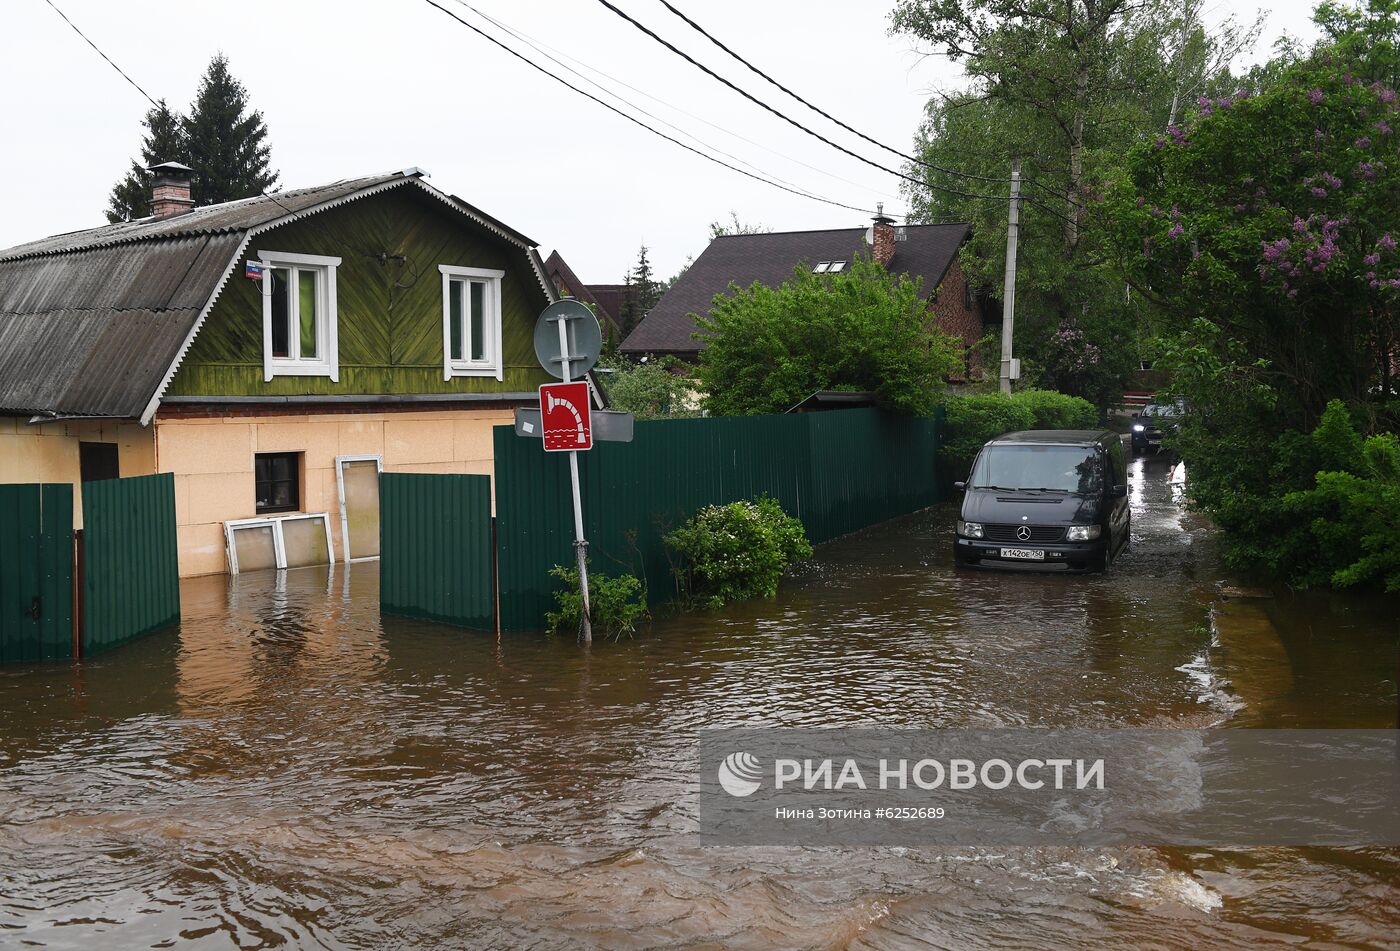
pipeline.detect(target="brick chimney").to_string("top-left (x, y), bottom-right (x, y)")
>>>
top-left (148, 161), bottom-right (195, 218)
top-left (871, 202), bottom-right (896, 267)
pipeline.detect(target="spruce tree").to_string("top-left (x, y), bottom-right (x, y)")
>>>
top-left (183, 54), bottom-right (277, 206)
top-left (105, 100), bottom-right (187, 223)
top-left (618, 245), bottom-right (662, 335)
top-left (631, 245), bottom-right (662, 313)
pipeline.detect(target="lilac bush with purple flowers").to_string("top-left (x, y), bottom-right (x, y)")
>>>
top-left (1102, 0), bottom-right (1400, 589)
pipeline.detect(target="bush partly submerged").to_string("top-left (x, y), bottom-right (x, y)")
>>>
top-left (664, 496), bottom-right (813, 608)
top-left (545, 565), bottom-right (649, 639)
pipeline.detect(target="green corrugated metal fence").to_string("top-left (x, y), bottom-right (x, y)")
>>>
top-left (380, 472), bottom-right (495, 630)
top-left (81, 473), bottom-right (180, 656)
top-left (494, 407), bottom-right (943, 631)
top-left (0, 484), bottom-right (75, 663)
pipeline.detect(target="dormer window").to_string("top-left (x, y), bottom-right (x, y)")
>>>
top-left (258, 250), bottom-right (341, 381)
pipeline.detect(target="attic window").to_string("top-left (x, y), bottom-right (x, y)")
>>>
top-left (258, 250), bottom-right (341, 382)
top-left (827, 261), bottom-right (847, 273)
top-left (439, 265), bottom-right (505, 381)
top-left (812, 262), bottom-right (831, 273)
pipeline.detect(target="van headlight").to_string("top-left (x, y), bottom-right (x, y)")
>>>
top-left (1066, 525), bottom-right (1102, 541)
top-left (957, 520), bottom-right (984, 539)
top-left (1132, 424), bottom-right (1146, 432)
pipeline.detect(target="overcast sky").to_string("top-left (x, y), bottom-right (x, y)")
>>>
top-left (3, 0), bottom-right (1317, 283)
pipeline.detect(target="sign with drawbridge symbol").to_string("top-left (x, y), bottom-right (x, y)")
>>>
top-left (538, 381), bottom-right (592, 452)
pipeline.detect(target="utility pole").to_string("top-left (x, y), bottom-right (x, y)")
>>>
top-left (999, 158), bottom-right (1022, 395)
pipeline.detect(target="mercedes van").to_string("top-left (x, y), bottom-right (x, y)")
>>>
top-left (952, 430), bottom-right (1130, 572)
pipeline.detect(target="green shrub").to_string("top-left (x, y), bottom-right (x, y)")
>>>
top-left (1265, 405), bottom-right (1400, 592)
top-left (595, 355), bottom-right (699, 420)
top-left (941, 393), bottom-right (1034, 484)
top-left (545, 565), bottom-right (649, 638)
top-left (664, 496), bottom-right (813, 607)
top-left (940, 389), bottom-right (1099, 484)
top-left (1011, 389), bottom-right (1099, 430)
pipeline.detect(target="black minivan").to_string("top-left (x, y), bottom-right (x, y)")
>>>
top-left (952, 430), bottom-right (1130, 572)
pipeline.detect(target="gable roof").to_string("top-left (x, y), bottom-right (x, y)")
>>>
top-left (541, 250), bottom-right (622, 333)
top-left (0, 171), bottom-right (550, 422)
top-left (619, 223), bottom-right (970, 356)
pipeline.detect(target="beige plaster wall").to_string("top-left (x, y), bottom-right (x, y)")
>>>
top-left (0, 416), bottom-right (157, 526)
top-left (155, 408), bottom-right (513, 577)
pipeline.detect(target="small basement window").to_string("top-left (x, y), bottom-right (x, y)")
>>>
top-left (440, 265), bottom-right (505, 381)
top-left (255, 451), bottom-right (301, 514)
top-left (258, 250), bottom-right (341, 381)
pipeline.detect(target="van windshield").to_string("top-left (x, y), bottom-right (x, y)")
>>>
top-left (969, 445), bottom-right (1102, 494)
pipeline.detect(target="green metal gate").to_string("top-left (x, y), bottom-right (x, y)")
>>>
top-left (380, 472), bottom-right (495, 631)
top-left (0, 484), bottom-right (75, 663)
top-left (81, 473), bottom-right (180, 656)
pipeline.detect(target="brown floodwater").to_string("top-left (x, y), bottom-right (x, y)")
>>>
top-left (0, 454), bottom-right (1396, 949)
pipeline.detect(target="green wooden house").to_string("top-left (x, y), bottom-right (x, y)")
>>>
top-left (0, 165), bottom-right (589, 576)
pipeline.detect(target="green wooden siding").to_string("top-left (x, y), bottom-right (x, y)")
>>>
top-left (165, 188), bottom-right (554, 397)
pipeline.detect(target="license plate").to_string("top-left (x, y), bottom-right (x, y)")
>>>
top-left (1000, 548), bottom-right (1046, 560)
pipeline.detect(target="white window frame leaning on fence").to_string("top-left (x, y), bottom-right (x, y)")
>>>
top-left (224, 512), bottom-right (336, 574)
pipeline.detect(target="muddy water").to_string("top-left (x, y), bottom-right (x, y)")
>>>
top-left (0, 455), bottom-right (1396, 949)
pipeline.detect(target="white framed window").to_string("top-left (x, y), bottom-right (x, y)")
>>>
top-left (259, 250), bottom-right (341, 382)
top-left (439, 265), bottom-right (505, 381)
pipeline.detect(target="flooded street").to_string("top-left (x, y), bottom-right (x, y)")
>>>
top-left (1, 454), bottom-right (1396, 949)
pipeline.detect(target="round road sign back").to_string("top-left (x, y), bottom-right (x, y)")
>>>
top-left (534, 299), bottom-right (603, 380)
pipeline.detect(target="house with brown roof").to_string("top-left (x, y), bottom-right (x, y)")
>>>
top-left (0, 164), bottom-right (594, 577)
top-left (541, 250), bottom-right (626, 338)
top-left (620, 211), bottom-right (987, 375)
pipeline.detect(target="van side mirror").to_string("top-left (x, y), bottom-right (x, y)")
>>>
top-left (953, 481), bottom-right (966, 491)
top-left (1112, 484), bottom-right (1128, 498)
top-left (1131, 412), bottom-right (1140, 419)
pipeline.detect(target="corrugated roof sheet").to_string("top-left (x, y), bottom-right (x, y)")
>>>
top-left (0, 232), bottom-right (242, 418)
top-left (620, 223), bottom-right (970, 355)
top-left (0, 176), bottom-right (398, 261)
top-left (0, 171), bottom-right (545, 420)
top-left (0, 307), bottom-right (201, 417)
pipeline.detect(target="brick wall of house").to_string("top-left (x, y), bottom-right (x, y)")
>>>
top-left (927, 258), bottom-right (986, 380)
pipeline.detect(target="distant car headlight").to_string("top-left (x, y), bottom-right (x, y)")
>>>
top-left (957, 520), bottom-right (984, 539)
top-left (1066, 525), bottom-right (1102, 542)
top-left (1132, 424), bottom-right (1146, 432)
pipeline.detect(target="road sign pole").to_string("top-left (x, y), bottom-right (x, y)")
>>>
top-left (554, 315), bottom-right (593, 644)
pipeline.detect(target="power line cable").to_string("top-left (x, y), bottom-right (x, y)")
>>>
top-left (589, 0), bottom-right (1019, 204)
top-left (38, 0), bottom-right (159, 109)
top-left (601, 0), bottom-right (1083, 226)
top-left (650, 0), bottom-right (1020, 187)
top-left (420, 0), bottom-right (879, 215)
top-left (453, 1), bottom-right (894, 210)
top-left (461, 0), bottom-right (907, 207)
